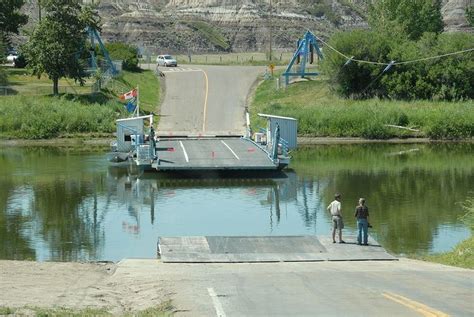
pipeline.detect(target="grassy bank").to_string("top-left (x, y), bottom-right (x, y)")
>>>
top-left (1, 67), bottom-right (95, 95)
top-left (418, 237), bottom-right (474, 269)
top-left (250, 75), bottom-right (474, 139)
top-left (0, 68), bottom-right (160, 139)
top-left (106, 69), bottom-right (160, 114)
top-left (0, 95), bottom-right (122, 139)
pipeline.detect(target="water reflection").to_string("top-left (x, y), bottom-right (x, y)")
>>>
top-left (108, 167), bottom-right (302, 234)
top-left (292, 143), bottom-right (474, 254)
top-left (0, 147), bottom-right (107, 261)
top-left (0, 144), bottom-right (472, 261)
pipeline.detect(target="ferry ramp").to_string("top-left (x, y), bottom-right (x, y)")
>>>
top-left (157, 235), bottom-right (397, 263)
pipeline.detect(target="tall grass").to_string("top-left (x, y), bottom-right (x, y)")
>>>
top-left (460, 196), bottom-right (474, 231)
top-left (105, 69), bottom-right (160, 114)
top-left (251, 76), bottom-right (474, 139)
top-left (0, 68), bottom-right (160, 140)
top-left (0, 95), bottom-right (124, 139)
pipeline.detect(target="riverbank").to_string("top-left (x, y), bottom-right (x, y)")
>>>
top-left (1, 66), bottom-right (473, 141)
top-left (414, 236), bottom-right (474, 269)
top-left (250, 75), bottom-right (474, 140)
top-left (1, 135), bottom-right (473, 148)
top-left (0, 68), bottom-right (160, 140)
top-left (0, 136), bottom-right (114, 147)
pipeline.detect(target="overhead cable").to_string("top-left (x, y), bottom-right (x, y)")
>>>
top-left (313, 34), bottom-right (474, 66)
top-left (393, 48), bottom-right (474, 65)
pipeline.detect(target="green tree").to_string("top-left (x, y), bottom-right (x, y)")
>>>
top-left (368, 0), bottom-right (444, 40)
top-left (104, 42), bottom-right (139, 71)
top-left (320, 30), bottom-right (393, 99)
top-left (467, 5), bottom-right (474, 27)
top-left (321, 30), bottom-right (474, 101)
top-left (23, 1), bottom-right (99, 95)
top-left (0, 0), bottom-right (28, 43)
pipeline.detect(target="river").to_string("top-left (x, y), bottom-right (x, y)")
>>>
top-left (0, 143), bottom-right (472, 262)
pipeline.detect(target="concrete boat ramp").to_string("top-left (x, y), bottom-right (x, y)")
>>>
top-left (158, 235), bottom-right (397, 263)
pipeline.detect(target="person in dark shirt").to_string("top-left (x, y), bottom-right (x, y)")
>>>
top-left (149, 125), bottom-right (156, 159)
top-left (354, 198), bottom-right (369, 245)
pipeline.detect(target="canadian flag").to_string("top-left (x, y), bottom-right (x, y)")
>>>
top-left (119, 89), bottom-right (137, 100)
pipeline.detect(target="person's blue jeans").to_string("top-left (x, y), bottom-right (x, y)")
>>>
top-left (357, 218), bottom-right (368, 245)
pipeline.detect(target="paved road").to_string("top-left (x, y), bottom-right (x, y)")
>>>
top-left (148, 65), bottom-right (265, 136)
top-left (118, 258), bottom-right (473, 317)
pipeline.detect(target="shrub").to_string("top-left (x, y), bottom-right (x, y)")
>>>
top-left (322, 31), bottom-right (474, 101)
top-left (104, 42), bottom-right (139, 71)
top-left (13, 54), bottom-right (27, 68)
top-left (385, 33), bottom-right (474, 101)
top-left (321, 30), bottom-right (394, 99)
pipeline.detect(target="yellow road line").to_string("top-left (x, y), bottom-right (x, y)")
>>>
top-left (201, 69), bottom-right (209, 132)
top-left (382, 292), bottom-right (450, 317)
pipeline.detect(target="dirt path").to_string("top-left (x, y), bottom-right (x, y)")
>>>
top-left (0, 260), bottom-right (170, 315)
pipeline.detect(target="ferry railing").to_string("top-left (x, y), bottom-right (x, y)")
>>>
top-left (279, 138), bottom-right (289, 157)
top-left (256, 127), bottom-right (289, 161)
top-left (136, 144), bottom-right (152, 165)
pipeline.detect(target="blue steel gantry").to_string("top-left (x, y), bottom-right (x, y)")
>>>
top-left (283, 31), bottom-right (323, 85)
top-left (87, 26), bottom-right (118, 76)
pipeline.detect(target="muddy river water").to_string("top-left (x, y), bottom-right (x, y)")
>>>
top-left (0, 143), bottom-right (472, 262)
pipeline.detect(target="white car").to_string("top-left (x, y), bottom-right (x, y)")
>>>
top-left (6, 53), bottom-right (18, 63)
top-left (156, 55), bottom-right (177, 67)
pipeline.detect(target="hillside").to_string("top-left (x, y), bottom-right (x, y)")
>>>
top-left (95, 0), bottom-right (368, 54)
top-left (19, 0), bottom-right (473, 54)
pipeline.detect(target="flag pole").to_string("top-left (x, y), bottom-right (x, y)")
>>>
top-left (136, 85), bottom-right (140, 117)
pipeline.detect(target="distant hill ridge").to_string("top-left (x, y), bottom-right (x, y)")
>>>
top-left (20, 0), bottom-right (472, 54)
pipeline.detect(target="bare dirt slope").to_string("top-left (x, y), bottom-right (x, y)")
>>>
top-left (0, 260), bottom-right (170, 315)
top-left (18, 1), bottom-right (471, 53)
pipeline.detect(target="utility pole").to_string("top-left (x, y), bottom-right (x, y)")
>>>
top-left (268, 0), bottom-right (273, 61)
top-left (38, 0), bottom-right (42, 22)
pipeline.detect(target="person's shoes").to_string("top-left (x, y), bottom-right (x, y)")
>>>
top-left (363, 243), bottom-right (369, 246)
top-left (339, 240), bottom-right (346, 244)
top-left (333, 240), bottom-right (336, 243)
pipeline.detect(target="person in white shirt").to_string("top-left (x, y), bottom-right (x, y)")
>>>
top-left (327, 193), bottom-right (345, 243)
